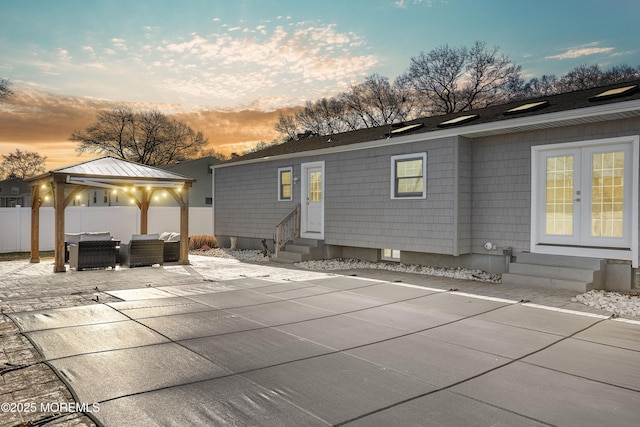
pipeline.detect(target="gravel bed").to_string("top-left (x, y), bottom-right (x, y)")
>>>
top-left (294, 258), bottom-right (502, 283)
top-left (573, 290), bottom-right (640, 318)
top-left (192, 248), bottom-right (271, 262)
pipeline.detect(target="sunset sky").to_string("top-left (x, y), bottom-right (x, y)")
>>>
top-left (1, 0), bottom-right (639, 170)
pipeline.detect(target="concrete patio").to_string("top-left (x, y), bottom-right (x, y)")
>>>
top-left (1, 255), bottom-right (639, 426)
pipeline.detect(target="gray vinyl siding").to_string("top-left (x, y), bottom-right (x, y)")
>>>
top-left (455, 138), bottom-right (472, 255)
top-left (324, 137), bottom-right (457, 254)
top-left (215, 137), bottom-right (459, 254)
top-left (214, 160), bottom-right (301, 239)
top-left (470, 118), bottom-right (640, 253)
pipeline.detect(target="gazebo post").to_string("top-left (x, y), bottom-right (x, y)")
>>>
top-left (53, 174), bottom-right (66, 273)
top-left (140, 188), bottom-right (149, 234)
top-left (179, 183), bottom-right (191, 265)
top-left (30, 184), bottom-right (40, 263)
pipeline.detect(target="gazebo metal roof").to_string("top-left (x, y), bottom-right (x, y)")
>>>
top-left (26, 156), bottom-right (195, 272)
top-left (52, 156), bottom-right (192, 180)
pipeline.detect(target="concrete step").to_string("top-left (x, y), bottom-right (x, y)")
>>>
top-left (292, 238), bottom-right (325, 247)
top-left (274, 239), bottom-right (325, 263)
top-left (272, 251), bottom-right (304, 263)
top-left (508, 262), bottom-right (597, 282)
top-left (504, 253), bottom-right (605, 293)
top-left (516, 252), bottom-right (604, 270)
top-left (502, 272), bottom-right (595, 293)
top-left (285, 244), bottom-right (315, 254)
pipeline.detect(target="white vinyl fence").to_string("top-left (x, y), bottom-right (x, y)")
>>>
top-left (0, 206), bottom-right (213, 253)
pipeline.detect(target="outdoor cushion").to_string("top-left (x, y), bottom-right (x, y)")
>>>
top-left (80, 232), bottom-right (112, 241)
top-left (167, 232), bottom-right (181, 242)
top-left (65, 233), bottom-right (83, 244)
top-left (159, 232), bottom-right (173, 241)
top-left (131, 234), bottom-right (160, 241)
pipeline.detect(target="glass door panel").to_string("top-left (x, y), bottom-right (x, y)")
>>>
top-left (545, 155), bottom-right (575, 236)
top-left (582, 144), bottom-right (632, 247)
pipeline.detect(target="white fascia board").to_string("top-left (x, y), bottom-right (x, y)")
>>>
top-left (213, 99), bottom-right (640, 169)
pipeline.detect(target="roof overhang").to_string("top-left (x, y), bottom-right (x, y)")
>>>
top-left (213, 99), bottom-right (640, 169)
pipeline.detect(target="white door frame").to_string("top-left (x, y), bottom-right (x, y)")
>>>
top-left (300, 161), bottom-right (325, 239)
top-left (531, 136), bottom-right (639, 267)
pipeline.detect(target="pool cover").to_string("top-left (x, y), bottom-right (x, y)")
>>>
top-left (8, 275), bottom-right (640, 426)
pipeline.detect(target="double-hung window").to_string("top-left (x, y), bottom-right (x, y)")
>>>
top-left (278, 167), bottom-right (293, 201)
top-left (391, 153), bottom-right (427, 199)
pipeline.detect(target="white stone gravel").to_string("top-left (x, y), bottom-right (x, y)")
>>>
top-left (192, 248), bottom-right (271, 262)
top-left (573, 290), bottom-right (640, 318)
top-left (294, 258), bottom-right (502, 283)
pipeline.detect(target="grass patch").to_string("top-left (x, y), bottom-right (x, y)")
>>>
top-left (0, 251), bottom-right (55, 262)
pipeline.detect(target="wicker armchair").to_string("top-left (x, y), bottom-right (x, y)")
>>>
top-left (68, 240), bottom-right (120, 271)
top-left (159, 232), bottom-right (184, 262)
top-left (163, 241), bottom-right (180, 262)
top-left (120, 238), bottom-right (165, 267)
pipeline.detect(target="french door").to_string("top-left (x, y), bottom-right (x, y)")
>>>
top-left (536, 140), bottom-right (634, 249)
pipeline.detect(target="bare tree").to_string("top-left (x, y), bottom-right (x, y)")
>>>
top-left (295, 98), bottom-right (350, 137)
top-left (401, 41), bottom-right (522, 114)
top-left (603, 64), bottom-right (640, 83)
top-left (274, 113), bottom-right (299, 142)
top-left (518, 64), bottom-right (640, 99)
top-left (70, 107), bottom-right (208, 166)
top-left (242, 141), bottom-right (278, 155)
top-left (557, 64), bottom-right (605, 92)
top-left (341, 74), bottom-right (413, 128)
top-left (0, 77), bottom-right (13, 102)
top-left (199, 148), bottom-right (229, 161)
top-left (0, 149), bottom-right (47, 179)
top-left (516, 74), bottom-right (559, 99)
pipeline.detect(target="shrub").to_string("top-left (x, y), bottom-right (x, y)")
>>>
top-left (189, 235), bottom-right (218, 250)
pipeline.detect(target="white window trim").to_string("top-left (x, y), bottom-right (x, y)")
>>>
top-left (381, 248), bottom-right (401, 261)
top-left (278, 166), bottom-right (293, 201)
top-left (390, 152), bottom-right (427, 199)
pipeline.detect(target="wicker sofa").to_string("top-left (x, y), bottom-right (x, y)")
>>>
top-left (120, 234), bottom-right (165, 267)
top-left (65, 232), bottom-right (119, 271)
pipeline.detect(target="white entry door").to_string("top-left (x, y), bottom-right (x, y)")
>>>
top-left (301, 161), bottom-right (324, 238)
top-left (535, 140), bottom-right (634, 249)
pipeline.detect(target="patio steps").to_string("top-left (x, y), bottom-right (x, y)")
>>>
top-left (502, 252), bottom-right (605, 293)
top-left (274, 239), bottom-right (326, 263)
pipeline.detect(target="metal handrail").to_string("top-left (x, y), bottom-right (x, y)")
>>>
top-left (275, 204), bottom-right (300, 257)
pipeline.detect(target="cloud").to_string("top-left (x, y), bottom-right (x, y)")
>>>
top-left (57, 48), bottom-right (72, 61)
top-left (0, 87), bottom-right (291, 169)
top-left (546, 43), bottom-right (615, 60)
top-left (394, 0), bottom-right (435, 8)
top-left (7, 18), bottom-right (377, 110)
top-left (154, 22), bottom-right (376, 106)
top-left (111, 38), bottom-right (128, 51)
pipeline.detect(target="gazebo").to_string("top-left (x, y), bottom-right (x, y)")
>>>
top-left (26, 156), bottom-right (195, 272)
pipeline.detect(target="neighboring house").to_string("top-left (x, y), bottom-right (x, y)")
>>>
top-left (212, 82), bottom-right (640, 292)
top-left (161, 156), bottom-right (220, 207)
top-left (0, 177), bottom-right (31, 207)
top-left (61, 156), bottom-right (218, 207)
